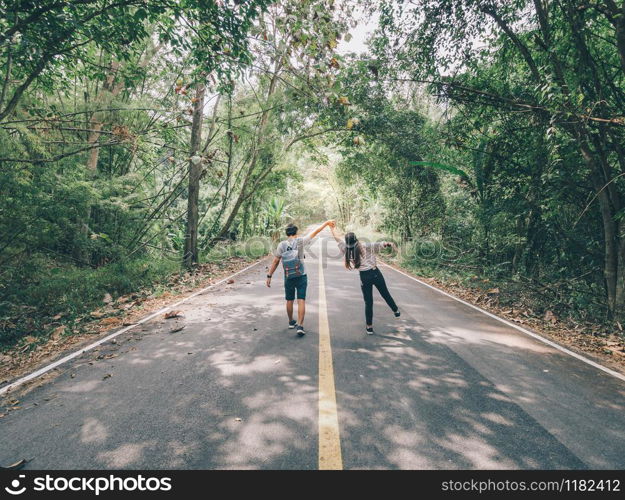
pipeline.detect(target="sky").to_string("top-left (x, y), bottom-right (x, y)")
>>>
top-left (337, 10), bottom-right (379, 56)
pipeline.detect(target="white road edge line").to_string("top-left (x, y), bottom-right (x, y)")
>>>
top-left (0, 258), bottom-right (267, 396)
top-left (380, 262), bottom-right (625, 384)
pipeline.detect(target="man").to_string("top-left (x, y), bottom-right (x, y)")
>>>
top-left (266, 220), bottom-right (334, 336)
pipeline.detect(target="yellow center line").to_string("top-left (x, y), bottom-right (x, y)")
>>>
top-left (318, 251), bottom-right (343, 470)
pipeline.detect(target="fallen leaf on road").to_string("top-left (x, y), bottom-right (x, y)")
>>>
top-left (164, 310), bottom-right (183, 319)
top-left (234, 417), bottom-right (242, 422)
top-left (274, 360), bottom-right (281, 364)
top-left (1, 459), bottom-right (27, 470)
top-left (102, 374), bottom-right (112, 380)
top-left (170, 325), bottom-right (186, 333)
top-left (227, 279), bottom-right (235, 284)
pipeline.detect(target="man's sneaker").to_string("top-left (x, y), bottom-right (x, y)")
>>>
top-left (296, 325), bottom-right (305, 336)
top-left (288, 319), bottom-right (297, 329)
top-left (366, 327), bottom-right (374, 335)
top-left (394, 309), bottom-right (401, 318)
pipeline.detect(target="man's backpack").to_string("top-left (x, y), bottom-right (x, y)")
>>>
top-left (282, 238), bottom-right (305, 279)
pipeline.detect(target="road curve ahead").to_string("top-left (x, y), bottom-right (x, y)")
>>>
top-left (1, 230), bottom-right (625, 469)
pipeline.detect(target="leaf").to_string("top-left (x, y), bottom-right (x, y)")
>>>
top-left (410, 161), bottom-right (471, 180)
top-left (134, 7), bottom-right (147, 21)
top-left (164, 311), bottom-right (183, 319)
top-left (170, 325), bottom-right (186, 333)
top-left (544, 310), bottom-right (557, 324)
top-left (1, 459), bottom-right (27, 470)
top-left (51, 325), bottom-right (65, 340)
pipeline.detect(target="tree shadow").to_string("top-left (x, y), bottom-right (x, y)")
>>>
top-left (0, 270), bottom-right (321, 470)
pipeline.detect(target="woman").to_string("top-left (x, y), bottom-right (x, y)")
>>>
top-left (329, 223), bottom-right (400, 334)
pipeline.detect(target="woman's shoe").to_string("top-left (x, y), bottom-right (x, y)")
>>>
top-left (289, 319), bottom-right (297, 329)
top-left (366, 326), bottom-right (374, 335)
top-left (394, 309), bottom-right (400, 318)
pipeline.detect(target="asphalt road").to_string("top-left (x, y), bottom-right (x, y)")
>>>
top-left (2, 231), bottom-right (625, 469)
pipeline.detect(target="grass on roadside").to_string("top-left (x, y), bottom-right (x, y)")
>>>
top-left (0, 237), bottom-right (272, 352)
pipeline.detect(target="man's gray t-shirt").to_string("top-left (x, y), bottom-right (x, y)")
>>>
top-left (275, 236), bottom-right (312, 276)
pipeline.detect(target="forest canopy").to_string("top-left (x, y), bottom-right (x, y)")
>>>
top-left (1, 0), bottom-right (624, 349)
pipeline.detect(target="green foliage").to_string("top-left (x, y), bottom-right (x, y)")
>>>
top-left (2, 0), bottom-right (622, 351)
top-left (0, 255), bottom-right (179, 349)
top-left (369, 0), bottom-right (621, 323)
top-left (410, 161), bottom-right (470, 182)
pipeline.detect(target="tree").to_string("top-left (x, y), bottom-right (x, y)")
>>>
top-left (375, 0), bottom-right (625, 321)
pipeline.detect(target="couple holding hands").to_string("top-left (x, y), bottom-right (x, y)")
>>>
top-left (266, 220), bottom-right (400, 336)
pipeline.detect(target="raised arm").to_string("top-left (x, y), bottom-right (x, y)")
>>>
top-left (305, 220), bottom-right (335, 240)
top-left (329, 225), bottom-right (343, 244)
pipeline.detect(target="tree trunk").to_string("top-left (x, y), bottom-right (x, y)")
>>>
top-left (491, 1), bottom-right (625, 319)
top-left (183, 83), bottom-right (206, 268)
top-left (212, 63), bottom-right (282, 243)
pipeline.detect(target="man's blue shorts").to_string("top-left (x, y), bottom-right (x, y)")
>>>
top-left (285, 274), bottom-right (308, 301)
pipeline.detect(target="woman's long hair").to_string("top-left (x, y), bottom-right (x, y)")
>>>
top-left (344, 232), bottom-right (361, 270)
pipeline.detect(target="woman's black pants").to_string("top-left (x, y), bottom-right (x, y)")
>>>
top-left (359, 268), bottom-right (398, 325)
